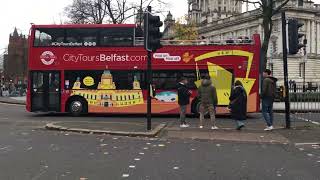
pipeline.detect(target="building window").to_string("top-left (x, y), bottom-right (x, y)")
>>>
top-left (269, 63), bottom-right (274, 73)
top-left (299, 63), bottom-right (305, 78)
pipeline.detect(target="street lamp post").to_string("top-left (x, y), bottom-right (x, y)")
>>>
top-left (0, 71), bottom-right (3, 97)
top-left (302, 39), bottom-right (307, 92)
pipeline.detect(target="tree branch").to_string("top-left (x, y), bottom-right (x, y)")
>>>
top-left (272, 0), bottom-right (289, 15)
top-left (236, 0), bottom-right (262, 6)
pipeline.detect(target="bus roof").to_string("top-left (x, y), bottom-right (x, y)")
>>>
top-left (31, 24), bottom-right (137, 29)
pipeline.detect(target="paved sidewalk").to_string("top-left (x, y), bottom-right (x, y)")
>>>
top-left (0, 96), bottom-right (25, 105)
top-left (45, 121), bottom-right (167, 137)
top-left (163, 113), bottom-right (320, 144)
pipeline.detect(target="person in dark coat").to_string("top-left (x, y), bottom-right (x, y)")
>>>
top-left (229, 80), bottom-right (247, 130)
top-left (177, 77), bottom-right (191, 128)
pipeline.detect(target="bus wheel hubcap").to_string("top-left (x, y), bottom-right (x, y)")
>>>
top-left (71, 101), bottom-right (82, 112)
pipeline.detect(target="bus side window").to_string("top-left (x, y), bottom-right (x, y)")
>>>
top-left (153, 71), bottom-right (179, 90)
top-left (66, 28), bottom-right (98, 46)
top-left (34, 30), bottom-right (52, 46)
top-left (34, 28), bottom-right (64, 47)
top-left (99, 27), bottom-right (134, 47)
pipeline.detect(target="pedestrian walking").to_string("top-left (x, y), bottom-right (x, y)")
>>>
top-left (261, 69), bottom-right (277, 131)
top-left (197, 77), bottom-right (218, 129)
top-left (177, 77), bottom-right (191, 128)
top-left (228, 80), bottom-right (247, 130)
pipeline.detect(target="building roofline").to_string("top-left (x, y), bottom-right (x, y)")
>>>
top-left (198, 6), bottom-right (320, 34)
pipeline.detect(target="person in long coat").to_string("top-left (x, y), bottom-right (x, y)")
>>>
top-left (228, 80), bottom-right (247, 130)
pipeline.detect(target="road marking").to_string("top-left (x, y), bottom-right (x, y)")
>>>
top-left (295, 142), bottom-right (320, 146)
top-left (31, 170), bottom-right (47, 180)
top-left (122, 174), bottom-right (129, 178)
top-left (0, 146), bottom-right (9, 150)
top-left (292, 115), bottom-right (320, 126)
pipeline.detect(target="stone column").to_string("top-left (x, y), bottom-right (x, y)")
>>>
top-left (311, 20), bottom-right (316, 54)
top-left (258, 24), bottom-right (263, 39)
top-left (317, 21), bottom-right (320, 55)
top-left (306, 20), bottom-right (311, 54)
top-left (222, 0), bottom-right (225, 12)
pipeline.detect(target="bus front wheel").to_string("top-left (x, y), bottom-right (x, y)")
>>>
top-left (67, 97), bottom-right (88, 116)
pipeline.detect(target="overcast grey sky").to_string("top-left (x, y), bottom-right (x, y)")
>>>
top-left (0, 0), bottom-right (319, 54)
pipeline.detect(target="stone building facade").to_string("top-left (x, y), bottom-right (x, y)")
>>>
top-left (188, 0), bottom-right (242, 24)
top-left (3, 28), bottom-right (28, 85)
top-left (163, 0), bottom-right (320, 84)
top-left (190, 0), bottom-right (320, 83)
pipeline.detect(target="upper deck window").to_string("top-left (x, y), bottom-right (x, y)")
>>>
top-left (100, 28), bottom-right (134, 47)
top-left (33, 27), bottom-right (134, 47)
top-left (65, 28), bottom-right (98, 47)
top-left (34, 28), bottom-right (64, 47)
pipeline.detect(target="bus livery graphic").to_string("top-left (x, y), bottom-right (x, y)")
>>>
top-left (26, 24), bottom-right (261, 115)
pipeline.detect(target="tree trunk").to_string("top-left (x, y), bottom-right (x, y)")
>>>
top-left (261, 16), bottom-right (272, 72)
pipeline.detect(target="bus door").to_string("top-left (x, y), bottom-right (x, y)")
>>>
top-left (31, 71), bottom-right (60, 112)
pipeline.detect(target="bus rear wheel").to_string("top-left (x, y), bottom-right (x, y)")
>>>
top-left (68, 98), bottom-right (87, 116)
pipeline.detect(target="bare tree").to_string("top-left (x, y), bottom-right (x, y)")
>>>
top-left (134, 0), bottom-right (168, 26)
top-left (65, 0), bottom-right (168, 24)
top-left (239, 0), bottom-right (289, 71)
top-left (64, 0), bottom-right (135, 24)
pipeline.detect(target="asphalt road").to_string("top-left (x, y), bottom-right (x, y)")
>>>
top-left (0, 103), bottom-right (319, 180)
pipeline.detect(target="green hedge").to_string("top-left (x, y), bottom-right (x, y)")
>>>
top-left (289, 92), bottom-right (320, 102)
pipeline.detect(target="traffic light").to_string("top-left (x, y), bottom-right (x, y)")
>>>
top-left (144, 13), bottom-right (163, 52)
top-left (288, 19), bottom-right (305, 55)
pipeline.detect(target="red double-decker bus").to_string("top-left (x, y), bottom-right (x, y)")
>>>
top-left (26, 24), bottom-right (261, 116)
